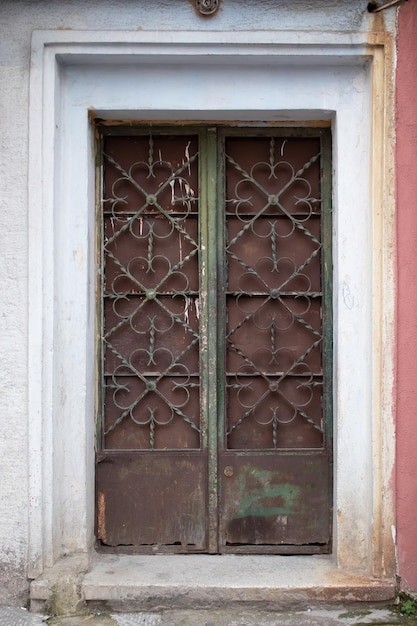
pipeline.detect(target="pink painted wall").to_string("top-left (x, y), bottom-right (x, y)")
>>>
top-left (396, 0), bottom-right (417, 593)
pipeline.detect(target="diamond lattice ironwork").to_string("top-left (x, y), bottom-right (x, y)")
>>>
top-left (101, 134), bottom-right (201, 450)
top-left (224, 136), bottom-right (324, 449)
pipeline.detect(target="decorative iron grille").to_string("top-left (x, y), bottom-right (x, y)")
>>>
top-left (224, 136), bottom-right (325, 450)
top-left (100, 134), bottom-right (201, 450)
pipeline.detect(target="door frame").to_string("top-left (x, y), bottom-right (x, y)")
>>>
top-left (28, 29), bottom-right (395, 582)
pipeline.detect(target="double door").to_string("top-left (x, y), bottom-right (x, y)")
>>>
top-left (96, 126), bottom-right (332, 554)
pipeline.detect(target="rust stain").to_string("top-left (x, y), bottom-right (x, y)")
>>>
top-left (368, 1), bottom-right (387, 34)
top-left (364, 9), bottom-right (397, 580)
top-left (97, 491), bottom-right (107, 544)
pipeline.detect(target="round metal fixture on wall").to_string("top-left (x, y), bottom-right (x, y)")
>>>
top-left (196, 0), bottom-right (219, 16)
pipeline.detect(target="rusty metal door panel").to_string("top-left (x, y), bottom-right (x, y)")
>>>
top-left (219, 453), bottom-right (331, 552)
top-left (96, 453), bottom-right (207, 550)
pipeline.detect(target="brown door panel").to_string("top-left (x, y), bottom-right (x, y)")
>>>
top-left (219, 452), bottom-right (331, 553)
top-left (96, 453), bottom-right (208, 551)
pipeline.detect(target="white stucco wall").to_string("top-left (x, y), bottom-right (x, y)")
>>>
top-left (0, 0), bottom-right (395, 605)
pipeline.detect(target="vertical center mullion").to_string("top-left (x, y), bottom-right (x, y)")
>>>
top-left (200, 128), bottom-right (219, 553)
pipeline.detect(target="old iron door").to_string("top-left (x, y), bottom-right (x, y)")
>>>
top-left (96, 131), bottom-right (208, 551)
top-left (218, 131), bottom-right (332, 553)
top-left (95, 127), bottom-right (332, 554)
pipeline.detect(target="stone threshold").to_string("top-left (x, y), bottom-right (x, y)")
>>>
top-left (30, 554), bottom-right (396, 613)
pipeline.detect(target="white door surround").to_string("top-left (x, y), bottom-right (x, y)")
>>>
top-left (28, 29), bottom-right (396, 607)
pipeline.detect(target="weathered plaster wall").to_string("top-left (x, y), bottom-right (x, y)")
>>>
top-left (396, 0), bottom-right (417, 594)
top-left (0, 0), bottom-right (395, 605)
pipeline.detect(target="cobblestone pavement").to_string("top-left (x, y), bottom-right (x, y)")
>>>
top-left (2, 607), bottom-right (417, 626)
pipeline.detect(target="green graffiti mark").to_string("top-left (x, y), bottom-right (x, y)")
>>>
top-left (236, 467), bottom-right (300, 519)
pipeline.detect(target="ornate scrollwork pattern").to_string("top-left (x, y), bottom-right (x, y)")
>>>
top-left (101, 134), bottom-right (201, 450)
top-left (225, 136), bottom-right (325, 450)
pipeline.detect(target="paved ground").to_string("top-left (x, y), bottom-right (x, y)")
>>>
top-left (2, 606), bottom-right (417, 626)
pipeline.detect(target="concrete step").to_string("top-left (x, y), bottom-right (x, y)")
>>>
top-left (30, 554), bottom-right (396, 614)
